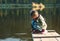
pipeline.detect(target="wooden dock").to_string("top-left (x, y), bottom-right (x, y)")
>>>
top-left (32, 30), bottom-right (60, 41)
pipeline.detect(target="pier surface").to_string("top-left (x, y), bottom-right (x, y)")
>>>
top-left (32, 30), bottom-right (60, 41)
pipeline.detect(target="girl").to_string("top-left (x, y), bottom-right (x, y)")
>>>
top-left (30, 10), bottom-right (47, 34)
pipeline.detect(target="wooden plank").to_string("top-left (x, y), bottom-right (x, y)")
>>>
top-left (56, 38), bottom-right (60, 41)
top-left (32, 30), bottom-right (55, 34)
top-left (32, 32), bottom-right (60, 38)
top-left (47, 30), bottom-right (55, 32)
top-left (41, 38), bottom-right (57, 41)
top-left (32, 30), bottom-right (60, 41)
top-left (33, 38), bottom-right (41, 41)
top-left (33, 37), bottom-right (60, 41)
top-left (33, 36), bottom-right (60, 38)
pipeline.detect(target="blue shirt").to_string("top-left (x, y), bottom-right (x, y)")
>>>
top-left (31, 19), bottom-right (42, 31)
top-left (31, 14), bottom-right (47, 31)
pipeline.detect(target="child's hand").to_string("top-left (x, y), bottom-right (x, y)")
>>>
top-left (41, 29), bottom-right (48, 34)
top-left (41, 29), bottom-right (45, 32)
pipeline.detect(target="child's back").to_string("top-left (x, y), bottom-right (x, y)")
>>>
top-left (30, 10), bottom-right (47, 33)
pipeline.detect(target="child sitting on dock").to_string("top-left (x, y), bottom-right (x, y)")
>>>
top-left (30, 10), bottom-right (47, 34)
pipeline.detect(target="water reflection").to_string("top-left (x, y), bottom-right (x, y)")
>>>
top-left (0, 33), bottom-right (32, 41)
top-left (0, 38), bottom-right (20, 41)
top-left (0, 37), bottom-right (32, 41)
top-left (0, 36), bottom-right (32, 41)
top-left (0, 37), bottom-right (27, 41)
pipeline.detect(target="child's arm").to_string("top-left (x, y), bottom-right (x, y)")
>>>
top-left (39, 14), bottom-right (47, 30)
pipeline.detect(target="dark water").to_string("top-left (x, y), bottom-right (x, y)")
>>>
top-left (0, 9), bottom-right (33, 41)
